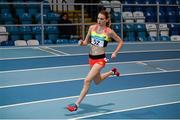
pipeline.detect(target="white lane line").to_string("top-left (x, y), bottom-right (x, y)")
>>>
top-left (1, 58), bottom-right (180, 74)
top-left (43, 46), bottom-right (70, 55)
top-left (0, 69), bottom-right (180, 89)
top-left (155, 67), bottom-right (167, 72)
top-left (0, 83), bottom-right (179, 109)
top-left (37, 47), bottom-right (59, 56)
top-left (136, 61), bottom-right (148, 66)
top-left (136, 61), bottom-right (167, 72)
top-left (0, 48), bottom-right (180, 61)
top-left (70, 100), bottom-right (180, 120)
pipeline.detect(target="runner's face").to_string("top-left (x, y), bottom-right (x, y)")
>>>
top-left (97, 13), bottom-right (107, 26)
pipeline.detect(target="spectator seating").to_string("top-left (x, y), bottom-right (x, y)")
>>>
top-left (6, 26), bottom-right (21, 41)
top-left (135, 24), bottom-right (147, 41)
top-left (45, 26), bottom-right (59, 43)
top-left (159, 7), bottom-right (167, 22)
top-left (14, 40), bottom-right (27, 46)
top-left (166, 7), bottom-right (177, 22)
top-left (1, 12), bottom-right (14, 24)
top-left (133, 11), bottom-right (145, 23)
top-left (47, 12), bottom-right (60, 24)
top-left (27, 39), bottom-right (40, 46)
top-left (111, 0), bottom-right (121, 12)
top-left (19, 26), bottom-right (33, 40)
top-left (146, 24), bottom-right (157, 41)
top-left (35, 13), bottom-right (48, 24)
top-left (112, 24), bottom-right (121, 37)
top-left (32, 26), bottom-right (42, 42)
top-left (123, 24), bottom-right (136, 41)
top-left (27, 4), bottom-right (40, 16)
top-left (171, 35), bottom-right (180, 41)
top-left (144, 7), bottom-right (157, 22)
top-left (18, 13), bottom-right (33, 24)
top-left (100, 0), bottom-right (111, 12)
top-left (159, 24), bottom-right (170, 41)
top-left (168, 24), bottom-right (179, 35)
top-left (122, 12), bottom-right (134, 23)
top-left (111, 0), bottom-right (121, 22)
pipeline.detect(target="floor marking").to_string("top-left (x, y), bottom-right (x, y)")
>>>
top-left (155, 67), bottom-right (167, 72)
top-left (0, 69), bottom-right (180, 89)
top-left (1, 58), bottom-right (180, 74)
top-left (42, 46), bottom-right (70, 55)
top-left (0, 83), bottom-right (179, 109)
top-left (37, 47), bottom-right (59, 56)
top-left (0, 48), bottom-right (180, 60)
top-left (70, 100), bottom-right (180, 120)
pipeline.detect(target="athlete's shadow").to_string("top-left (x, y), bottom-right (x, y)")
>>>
top-left (65, 103), bottom-right (114, 116)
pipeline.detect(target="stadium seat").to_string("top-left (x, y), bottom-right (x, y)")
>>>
top-left (19, 26), bottom-right (33, 40)
top-left (123, 24), bottom-right (136, 41)
top-left (135, 24), bottom-right (147, 41)
top-left (27, 39), bottom-right (40, 46)
top-left (18, 13), bottom-right (33, 24)
top-left (176, 7), bottom-right (180, 22)
top-left (100, 0), bottom-right (111, 12)
top-left (144, 11), bottom-right (157, 22)
top-left (171, 35), bottom-right (180, 41)
top-left (159, 24), bottom-right (169, 36)
top-left (35, 13), bottom-right (48, 24)
top-left (14, 40), bottom-right (27, 46)
top-left (1, 12), bottom-right (14, 24)
top-left (146, 24), bottom-right (157, 41)
top-left (27, 4), bottom-right (40, 16)
top-left (32, 26), bottom-right (42, 41)
top-left (0, 26), bottom-right (9, 43)
top-left (0, 40), bottom-right (14, 46)
top-left (144, 6), bottom-right (157, 22)
top-left (168, 24), bottom-right (179, 35)
top-left (6, 26), bottom-right (20, 41)
top-left (14, 4), bottom-right (26, 16)
top-left (43, 1), bottom-right (51, 13)
top-left (159, 36), bottom-right (170, 41)
top-left (112, 24), bottom-right (121, 37)
top-left (166, 8), bottom-right (176, 22)
top-left (111, 0), bottom-right (121, 13)
top-left (159, 8), bottom-right (167, 22)
top-left (112, 12), bottom-right (121, 22)
top-left (56, 39), bottom-right (69, 44)
top-left (133, 11), bottom-right (145, 23)
top-left (44, 39), bottom-right (53, 44)
top-left (176, 0), bottom-right (180, 4)
top-left (45, 26), bottom-right (59, 43)
top-left (147, 36), bottom-right (157, 41)
top-left (159, 22), bottom-right (170, 41)
top-left (122, 12), bottom-right (134, 23)
top-left (47, 12), bottom-right (60, 24)
top-left (0, 3), bottom-right (10, 13)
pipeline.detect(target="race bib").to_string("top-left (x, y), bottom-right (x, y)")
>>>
top-left (91, 38), bottom-right (104, 47)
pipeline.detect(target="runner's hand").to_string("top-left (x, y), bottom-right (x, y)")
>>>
top-left (78, 40), bottom-right (83, 46)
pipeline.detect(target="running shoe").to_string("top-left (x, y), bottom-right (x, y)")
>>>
top-left (66, 104), bottom-right (78, 112)
top-left (111, 68), bottom-right (120, 76)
